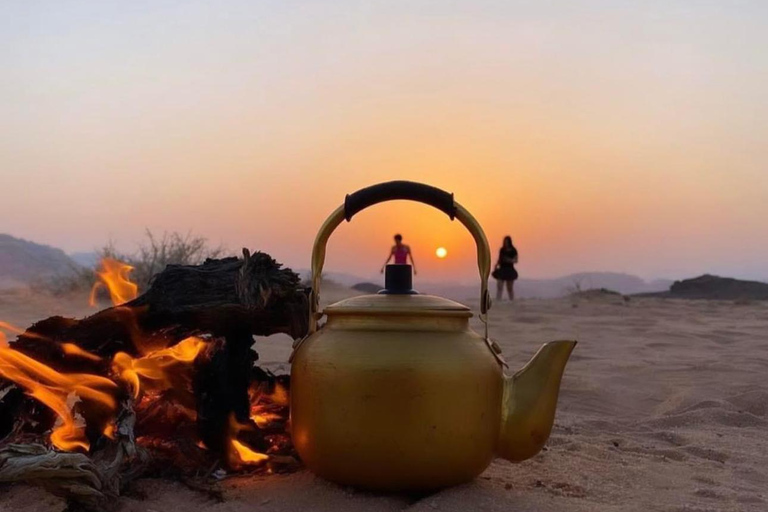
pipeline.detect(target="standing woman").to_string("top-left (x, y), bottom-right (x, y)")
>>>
top-left (492, 236), bottom-right (518, 300)
top-left (381, 234), bottom-right (417, 274)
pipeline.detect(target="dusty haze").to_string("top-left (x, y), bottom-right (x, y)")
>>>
top-left (2, 1), bottom-right (767, 282)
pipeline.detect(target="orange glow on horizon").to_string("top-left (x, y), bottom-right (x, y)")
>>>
top-left (2, 2), bottom-right (766, 282)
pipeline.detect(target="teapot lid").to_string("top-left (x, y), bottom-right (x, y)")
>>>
top-left (323, 265), bottom-right (471, 318)
top-left (324, 293), bottom-right (472, 318)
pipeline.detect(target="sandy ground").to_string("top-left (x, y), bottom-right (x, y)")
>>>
top-left (1, 287), bottom-right (767, 512)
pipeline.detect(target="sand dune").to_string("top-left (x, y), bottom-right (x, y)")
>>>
top-left (1, 290), bottom-right (766, 511)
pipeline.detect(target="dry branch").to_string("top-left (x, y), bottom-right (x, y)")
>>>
top-left (0, 400), bottom-right (148, 510)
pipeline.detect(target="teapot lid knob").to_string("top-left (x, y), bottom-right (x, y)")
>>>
top-left (379, 264), bottom-right (418, 295)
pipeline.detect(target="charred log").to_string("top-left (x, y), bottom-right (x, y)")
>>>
top-left (8, 249), bottom-right (308, 371)
top-left (193, 333), bottom-right (256, 455)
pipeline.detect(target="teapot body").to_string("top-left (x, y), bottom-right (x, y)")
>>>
top-left (291, 181), bottom-right (576, 491)
top-left (290, 306), bottom-right (503, 491)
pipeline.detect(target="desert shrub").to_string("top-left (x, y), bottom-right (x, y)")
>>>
top-left (564, 276), bottom-right (585, 296)
top-left (122, 230), bottom-right (224, 289)
top-left (41, 230), bottom-right (225, 295)
top-left (34, 264), bottom-right (97, 296)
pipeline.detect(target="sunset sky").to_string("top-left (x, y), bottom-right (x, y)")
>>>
top-left (1, 1), bottom-right (766, 283)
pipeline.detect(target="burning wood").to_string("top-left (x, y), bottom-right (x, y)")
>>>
top-left (0, 249), bottom-right (307, 509)
top-left (0, 347), bottom-right (118, 451)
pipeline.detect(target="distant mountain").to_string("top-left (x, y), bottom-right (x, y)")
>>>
top-left (419, 272), bottom-right (673, 302)
top-left (518, 272), bottom-right (673, 298)
top-left (297, 269), bottom-right (380, 288)
top-left (351, 282), bottom-right (381, 294)
top-left (69, 251), bottom-right (100, 268)
top-left (0, 234), bottom-right (81, 288)
top-left (301, 269), bottom-right (672, 302)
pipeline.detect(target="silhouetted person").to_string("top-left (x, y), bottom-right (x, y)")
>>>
top-left (381, 234), bottom-right (417, 274)
top-left (493, 236), bottom-right (518, 300)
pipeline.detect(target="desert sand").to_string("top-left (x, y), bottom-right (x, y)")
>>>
top-left (1, 286), bottom-right (767, 512)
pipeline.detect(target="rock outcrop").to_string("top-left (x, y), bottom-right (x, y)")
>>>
top-left (652, 274), bottom-right (768, 300)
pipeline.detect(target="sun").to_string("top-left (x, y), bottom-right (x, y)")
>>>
top-left (435, 247), bottom-right (448, 259)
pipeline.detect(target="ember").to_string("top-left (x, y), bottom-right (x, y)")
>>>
top-left (251, 381), bottom-right (289, 427)
top-left (228, 414), bottom-right (269, 467)
top-left (0, 251), bottom-right (306, 508)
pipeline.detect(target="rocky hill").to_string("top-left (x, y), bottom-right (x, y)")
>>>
top-left (351, 282), bottom-right (381, 294)
top-left (659, 274), bottom-right (768, 300)
top-left (301, 269), bottom-right (672, 300)
top-left (516, 272), bottom-right (672, 298)
top-left (0, 234), bottom-right (80, 288)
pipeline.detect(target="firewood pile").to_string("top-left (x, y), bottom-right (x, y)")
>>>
top-left (0, 249), bottom-right (308, 509)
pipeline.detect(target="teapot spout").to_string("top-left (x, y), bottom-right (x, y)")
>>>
top-left (497, 340), bottom-right (576, 462)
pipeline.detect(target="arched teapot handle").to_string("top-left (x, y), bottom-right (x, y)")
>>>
top-left (309, 180), bottom-right (493, 335)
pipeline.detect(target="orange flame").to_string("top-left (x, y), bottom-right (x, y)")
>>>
top-left (0, 311), bottom-right (209, 451)
top-left (102, 423), bottom-right (116, 440)
top-left (230, 439), bottom-right (270, 464)
top-left (251, 411), bottom-right (283, 428)
top-left (228, 414), bottom-right (269, 467)
top-left (249, 382), bottom-right (289, 427)
top-left (90, 258), bottom-right (138, 307)
top-left (2, 284), bottom-right (287, 465)
top-left (0, 347), bottom-right (118, 451)
top-left (0, 320), bottom-right (25, 337)
top-left (0, 336), bottom-right (207, 451)
top-left (112, 337), bottom-right (207, 398)
top-left (61, 343), bottom-right (102, 362)
top-left (268, 383), bottom-right (289, 406)
top-left (0, 320), bottom-right (34, 346)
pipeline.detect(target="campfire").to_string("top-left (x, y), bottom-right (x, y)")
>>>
top-left (0, 250), bottom-right (307, 508)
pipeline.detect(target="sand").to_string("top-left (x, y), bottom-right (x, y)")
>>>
top-left (1, 287), bottom-right (767, 512)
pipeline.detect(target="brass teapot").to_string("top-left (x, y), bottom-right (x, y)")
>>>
top-left (290, 181), bottom-right (576, 491)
